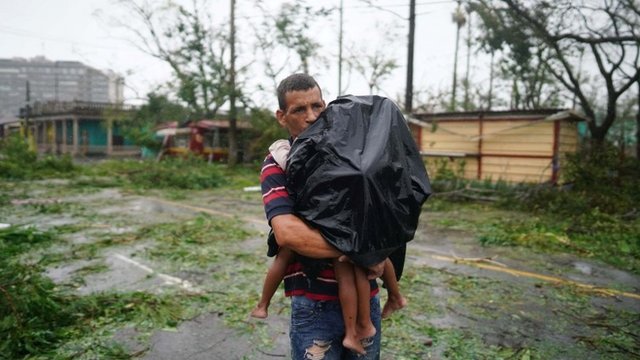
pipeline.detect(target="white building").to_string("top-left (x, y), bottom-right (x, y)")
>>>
top-left (0, 56), bottom-right (124, 120)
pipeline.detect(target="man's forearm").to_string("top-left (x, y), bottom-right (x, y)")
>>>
top-left (271, 214), bottom-right (342, 259)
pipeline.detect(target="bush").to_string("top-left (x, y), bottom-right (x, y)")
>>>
top-left (0, 134), bottom-right (37, 179)
top-left (562, 143), bottom-right (640, 215)
top-left (0, 134), bottom-right (76, 180)
top-left (84, 158), bottom-right (227, 190)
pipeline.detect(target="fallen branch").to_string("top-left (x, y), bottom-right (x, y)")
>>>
top-left (450, 253), bottom-right (508, 268)
top-left (434, 185), bottom-right (500, 202)
top-left (10, 198), bottom-right (60, 206)
top-left (257, 349), bottom-right (287, 358)
top-left (546, 233), bottom-right (592, 255)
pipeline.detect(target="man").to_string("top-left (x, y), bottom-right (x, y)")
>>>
top-left (261, 73), bottom-right (384, 359)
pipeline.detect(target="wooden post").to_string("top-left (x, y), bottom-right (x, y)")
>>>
top-left (107, 119), bottom-right (113, 155)
top-left (61, 119), bottom-right (68, 153)
top-left (477, 114), bottom-right (484, 180)
top-left (551, 121), bottom-right (560, 184)
top-left (72, 116), bottom-right (79, 155)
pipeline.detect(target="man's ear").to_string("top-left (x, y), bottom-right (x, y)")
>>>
top-left (275, 109), bottom-right (286, 127)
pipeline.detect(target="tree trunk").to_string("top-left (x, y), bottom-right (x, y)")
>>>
top-left (487, 51), bottom-right (494, 110)
top-left (636, 80), bottom-right (640, 159)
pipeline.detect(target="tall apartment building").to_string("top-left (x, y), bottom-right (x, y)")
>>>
top-left (0, 56), bottom-right (124, 120)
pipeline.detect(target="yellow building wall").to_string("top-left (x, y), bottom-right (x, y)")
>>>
top-left (556, 122), bottom-right (581, 182)
top-left (425, 156), bottom-right (478, 180)
top-left (481, 156), bottom-right (553, 183)
top-left (419, 119), bottom-right (581, 183)
top-left (557, 122), bottom-right (580, 154)
top-left (481, 121), bottom-right (554, 157)
top-left (421, 121), bottom-right (479, 154)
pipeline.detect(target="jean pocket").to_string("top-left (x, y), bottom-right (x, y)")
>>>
top-left (291, 297), bottom-right (317, 329)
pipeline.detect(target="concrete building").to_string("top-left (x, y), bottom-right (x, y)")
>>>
top-left (0, 56), bottom-right (124, 120)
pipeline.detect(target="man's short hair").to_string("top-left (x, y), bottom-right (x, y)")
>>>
top-left (277, 73), bottom-right (322, 110)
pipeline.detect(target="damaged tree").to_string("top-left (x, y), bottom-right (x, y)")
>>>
top-left (472, 0), bottom-right (640, 144)
top-left (110, 0), bottom-right (239, 161)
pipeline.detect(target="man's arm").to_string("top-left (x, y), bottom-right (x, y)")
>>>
top-left (271, 214), bottom-right (385, 279)
top-left (271, 214), bottom-right (342, 259)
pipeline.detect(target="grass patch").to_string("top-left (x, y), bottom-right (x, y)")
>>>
top-left (0, 225), bottom-right (56, 259)
top-left (108, 214), bottom-right (256, 270)
top-left (476, 210), bottom-right (640, 274)
top-left (77, 159), bottom-right (259, 191)
top-left (0, 224), bottom-right (188, 359)
top-left (383, 264), bottom-right (639, 359)
top-left (1, 262), bottom-right (190, 359)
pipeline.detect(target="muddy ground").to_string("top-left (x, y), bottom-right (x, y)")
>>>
top-left (2, 179), bottom-right (639, 359)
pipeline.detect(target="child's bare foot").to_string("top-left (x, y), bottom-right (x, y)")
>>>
top-left (382, 294), bottom-right (407, 319)
top-left (343, 334), bottom-right (366, 355)
top-left (357, 321), bottom-right (377, 340)
top-left (250, 304), bottom-right (268, 319)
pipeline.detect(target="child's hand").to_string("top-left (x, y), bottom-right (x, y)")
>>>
top-left (365, 261), bottom-right (385, 279)
top-left (338, 256), bottom-right (385, 279)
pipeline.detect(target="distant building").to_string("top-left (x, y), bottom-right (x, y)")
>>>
top-left (0, 56), bottom-right (124, 120)
top-left (408, 109), bottom-right (587, 184)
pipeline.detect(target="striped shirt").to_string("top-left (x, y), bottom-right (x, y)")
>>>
top-left (260, 153), bottom-right (378, 301)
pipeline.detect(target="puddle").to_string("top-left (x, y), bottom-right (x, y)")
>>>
top-left (141, 312), bottom-right (289, 360)
top-left (574, 261), bottom-right (593, 275)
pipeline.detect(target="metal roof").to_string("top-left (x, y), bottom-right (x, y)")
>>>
top-left (409, 109), bottom-right (587, 125)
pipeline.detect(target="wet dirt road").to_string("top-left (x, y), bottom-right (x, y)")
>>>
top-left (4, 183), bottom-right (640, 359)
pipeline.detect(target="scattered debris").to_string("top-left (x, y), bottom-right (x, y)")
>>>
top-left (451, 253), bottom-right (508, 268)
top-left (243, 186), bottom-right (261, 192)
top-left (11, 198), bottom-right (60, 206)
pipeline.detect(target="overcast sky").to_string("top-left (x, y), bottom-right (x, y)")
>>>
top-left (0, 0), bottom-right (478, 109)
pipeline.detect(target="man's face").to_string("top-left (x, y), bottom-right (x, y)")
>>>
top-left (276, 86), bottom-right (326, 138)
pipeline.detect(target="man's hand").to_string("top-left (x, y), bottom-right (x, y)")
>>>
top-left (338, 256), bottom-right (385, 280)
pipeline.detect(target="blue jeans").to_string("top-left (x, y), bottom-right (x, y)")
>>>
top-left (290, 295), bottom-right (382, 360)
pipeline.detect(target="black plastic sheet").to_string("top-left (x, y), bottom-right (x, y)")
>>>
top-left (287, 95), bottom-right (431, 274)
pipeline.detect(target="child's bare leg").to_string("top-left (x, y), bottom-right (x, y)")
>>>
top-left (381, 258), bottom-right (407, 319)
top-left (354, 264), bottom-right (377, 339)
top-left (251, 248), bottom-right (293, 319)
top-left (334, 259), bottom-right (366, 355)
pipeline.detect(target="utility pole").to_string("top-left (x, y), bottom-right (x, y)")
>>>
top-left (228, 0), bottom-right (238, 166)
top-left (405, 0), bottom-right (415, 113)
top-left (463, 9), bottom-right (472, 111)
top-left (24, 81), bottom-right (31, 140)
top-left (451, 0), bottom-right (466, 111)
top-left (338, 0), bottom-right (344, 96)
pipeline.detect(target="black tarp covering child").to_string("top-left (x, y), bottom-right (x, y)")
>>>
top-left (286, 95), bottom-right (431, 279)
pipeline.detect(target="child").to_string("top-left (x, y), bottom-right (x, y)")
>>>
top-left (251, 140), bottom-right (408, 354)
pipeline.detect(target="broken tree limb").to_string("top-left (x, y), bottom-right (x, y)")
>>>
top-left (450, 252), bottom-right (508, 267)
